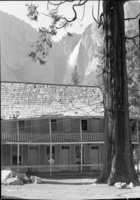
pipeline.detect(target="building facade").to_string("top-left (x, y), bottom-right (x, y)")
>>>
top-left (1, 82), bottom-right (140, 174)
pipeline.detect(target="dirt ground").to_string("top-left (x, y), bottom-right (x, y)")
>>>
top-left (1, 176), bottom-right (140, 199)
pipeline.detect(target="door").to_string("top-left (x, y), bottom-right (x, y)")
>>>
top-left (61, 146), bottom-right (70, 171)
top-left (29, 146), bottom-right (38, 172)
top-left (90, 146), bottom-right (99, 170)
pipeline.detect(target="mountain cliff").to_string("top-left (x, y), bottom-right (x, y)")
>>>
top-left (0, 10), bottom-right (81, 84)
top-left (1, 1), bottom-right (139, 85)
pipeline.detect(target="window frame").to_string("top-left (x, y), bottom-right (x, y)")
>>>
top-left (81, 119), bottom-right (88, 131)
top-left (46, 146), bottom-right (55, 164)
top-left (51, 119), bottom-right (57, 132)
top-left (19, 120), bottom-right (25, 131)
top-left (75, 145), bottom-right (84, 164)
top-left (12, 145), bottom-right (22, 165)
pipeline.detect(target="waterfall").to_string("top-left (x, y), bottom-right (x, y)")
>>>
top-left (63, 38), bottom-right (81, 84)
top-left (68, 38), bottom-right (81, 68)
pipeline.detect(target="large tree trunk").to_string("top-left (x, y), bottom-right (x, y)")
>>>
top-left (96, 0), bottom-right (139, 185)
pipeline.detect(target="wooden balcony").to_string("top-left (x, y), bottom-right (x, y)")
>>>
top-left (1, 132), bottom-right (139, 143)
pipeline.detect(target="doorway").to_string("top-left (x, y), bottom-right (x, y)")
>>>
top-left (61, 146), bottom-right (70, 171)
top-left (29, 146), bottom-right (38, 172)
top-left (90, 146), bottom-right (99, 170)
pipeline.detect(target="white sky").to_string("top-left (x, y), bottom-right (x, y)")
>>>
top-left (0, 1), bottom-right (102, 41)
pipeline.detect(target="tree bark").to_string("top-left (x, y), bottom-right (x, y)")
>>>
top-left (96, 0), bottom-right (139, 185)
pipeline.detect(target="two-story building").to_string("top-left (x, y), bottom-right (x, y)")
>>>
top-left (1, 81), bottom-right (140, 174)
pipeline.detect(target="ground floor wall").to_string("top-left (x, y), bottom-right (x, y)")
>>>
top-left (1, 143), bottom-right (140, 173)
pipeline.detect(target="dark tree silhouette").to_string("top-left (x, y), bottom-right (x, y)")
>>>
top-left (71, 66), bottom-right (80, 85)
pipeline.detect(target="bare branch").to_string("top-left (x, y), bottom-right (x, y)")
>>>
top-left (54, 20), bottom-right (68, 30)
top-left (80, 3), bottom-right (85, 21)
top-left (132, 38), bottom-right (140, 49)
top-left (126, 33), bottom-right (139, 40)
top-left (126, 33), bottom-right (140, 49)
top-left (48, 0), bottom-right (66, 7)
top-left (92, 5), bottom-right (103, 28)
top-left (127, 77), bottom-right (138, 86)
top-left (47, 0), bottom-right (66, 11)
top-left (47, 0), bottom-right (88, 32)
top-left (125, 13), bottom-right (140, 21)
top-left (97, 0), bottom-right (100, 22)
top-left (38, 12), bottom-right (52, 18)
top-left (92, 5), bottom-right (100, 25)
top-left (64, 0), bottom-right (88, 23)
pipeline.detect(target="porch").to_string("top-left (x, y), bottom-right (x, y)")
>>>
top-left (1, 132), bottom-right (139, 143)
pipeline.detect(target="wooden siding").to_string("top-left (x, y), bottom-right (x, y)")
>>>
top-left (99, 119), bottom-right (104, 133)
top-left (71, 145), bottom-right (75, 165)
top-left (88, 119), bottom-right (93, 133)
top-left (32, 119), bottom-right (41, 134)
top-left (84, 144), bottom-right (90, 164)
top-left (40, 145), bottom-right (46, 165)
top-left (100, 144), bottom-right (105, 164)
top-left (12, 121), bottom-right (17, 134)
top-left (21, 145), bottom-right (28, 172)
top-left (73, 119), bottom-right (80, 133)
top-left (1, 121), bottom-right (11, 134)
top-left (57, 119), bottom-right (63, 134)
top-left (41, 119), bottom-right (49, 134)
top-left (2, 145), bottom-right (11, 166)
top-left (92, 119), bottom-right (100, 133)
top-left (26, 120), bottom-right (31, 133)
top-left (63, 118), bottom-right (72, 133)
top-left (55, 145), bottom-right (60, 166)
top-left (39, 145), bottom-right (46, 171)
top-left (22, 145), bottom-right (28, 165)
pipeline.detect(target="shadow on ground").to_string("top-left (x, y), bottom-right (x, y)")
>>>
top-left (1, 196), bottom-right (25, 199)
top-left (40, 179), bottom-right (96, 185)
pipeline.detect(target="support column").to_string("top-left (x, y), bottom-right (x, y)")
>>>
top-left (80, 119), bottom-right (83, 172)
top-left (70, 145), bottom-right (71, 171)
top-left (17, 121), bottom-right (20, 172)
top-left (49, 119), bottom-right (52, 177)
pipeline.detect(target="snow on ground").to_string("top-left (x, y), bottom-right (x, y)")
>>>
top-left (2, 177), bottom-right (140, 199)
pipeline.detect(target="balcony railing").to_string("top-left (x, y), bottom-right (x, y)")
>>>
top-left (1, 132), bottom-right (139, 143)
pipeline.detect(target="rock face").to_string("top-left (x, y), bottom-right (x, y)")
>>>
top-left (1, 1), bottom-right (139, 84)
top-left (0, 10), bottom-right (81, 84)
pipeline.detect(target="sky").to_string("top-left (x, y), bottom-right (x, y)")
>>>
top-left (0, 1), bottom-right (102, 41)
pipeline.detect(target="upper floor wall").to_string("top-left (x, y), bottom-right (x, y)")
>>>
top-left (1, 117), bottom-right (104, 135)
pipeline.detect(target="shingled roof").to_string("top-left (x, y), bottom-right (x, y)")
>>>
top-left (1, 81), bottom-right (104, 120)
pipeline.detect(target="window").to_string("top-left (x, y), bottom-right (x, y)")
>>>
top-left (12, 146), bottom-right (22, 165)
top-left (19, 121), bottom-right (25, 130)
top-left (12, 155), bottom-right (21, 165)
top-left (81, 120), bottom-right (88, 131)
top-left (46, 146), bottom-right (55, 164)
top-left (51, 119), bottom-right (57, 132)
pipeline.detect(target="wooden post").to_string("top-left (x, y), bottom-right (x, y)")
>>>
top-left (49, 119), bottom-right (52, 177)
top-left (17, 121), bottom-right (20, 172)
top-left (70, 145), bottom-right (71, 172)
top-left (80, 119), bottom-right (83, 172)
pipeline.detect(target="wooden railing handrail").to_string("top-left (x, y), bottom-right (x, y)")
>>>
top-left (1, 132), bottom-right (139, 142)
